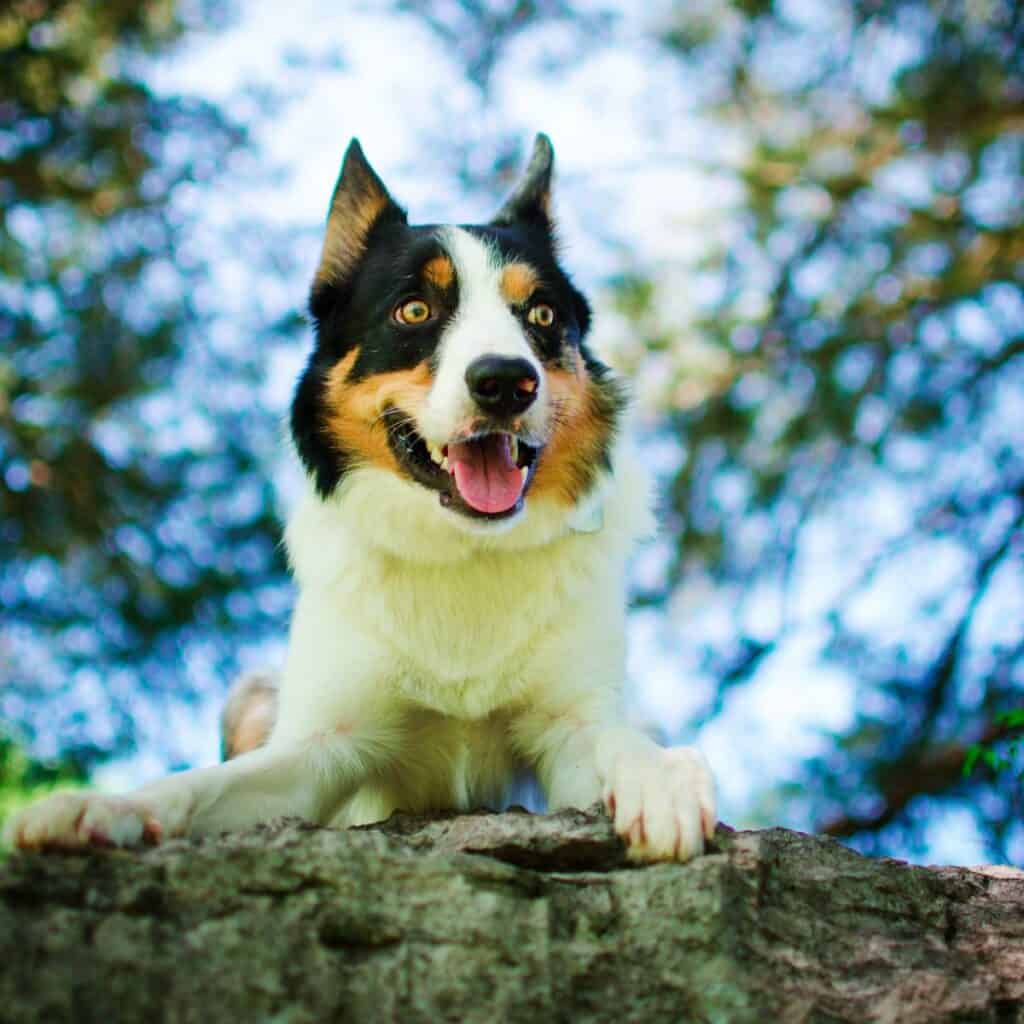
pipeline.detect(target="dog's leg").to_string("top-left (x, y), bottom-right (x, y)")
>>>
top-left (593, 725), bottom-right (716, 863)
top-left (520, 713), bottom-right (717, 863)
top-left (7, 595), bottom-right (410, 852)
top-left (4, 734), bottom-right (365, 851)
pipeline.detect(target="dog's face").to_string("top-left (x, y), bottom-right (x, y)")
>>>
top-left (292, 135), bottom-right (624, 530)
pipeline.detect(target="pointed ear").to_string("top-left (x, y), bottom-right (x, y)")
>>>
top-left (314, 139), bottom-right (406, 290)
top-left (491, 133), bottom-right (554, 232)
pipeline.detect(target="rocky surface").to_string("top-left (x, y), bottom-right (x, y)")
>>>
top-left (1, 807), bottom-right (1022, 1023)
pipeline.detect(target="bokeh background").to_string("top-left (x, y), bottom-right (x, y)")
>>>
top-left (2, 0), bottom-right (1022, 864)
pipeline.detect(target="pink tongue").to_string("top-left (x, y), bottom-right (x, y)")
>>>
top-left (448, 435), bottom-right (524, 514)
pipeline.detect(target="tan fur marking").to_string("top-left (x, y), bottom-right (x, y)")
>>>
top-left (323, 352), bottom-right (433, 472)
top-left (315, 190), bottom-right (389, 289)
top-left (499, 262), bottom-right (540, 305)
top-left (531, 351), bottom-right (609, 506)
top-left (423, 255), bottom-right (454, 290)
top-left (232, 704), bottom-right (275, 757)
top-left (221, 673), bottom-right (278, 760)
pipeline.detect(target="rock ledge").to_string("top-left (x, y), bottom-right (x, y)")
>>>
top-left (1, 808), bottom-right (1022, 1022)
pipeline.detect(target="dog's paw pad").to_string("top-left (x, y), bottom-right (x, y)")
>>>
top-left (603, 746), bottom-right (716, 864)
top-left (4, 792), bottom-right (162, 851)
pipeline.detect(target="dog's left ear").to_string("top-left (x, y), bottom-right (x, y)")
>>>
top-left (313, 139), bottom-right (407, 292)
top-left (491, 133), bottom-right (554, 233)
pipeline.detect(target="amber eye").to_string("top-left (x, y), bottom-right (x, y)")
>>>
top-left (527, 303), bottom-right (556, 328)
top-left (394, 298), bottom-right (432, 325)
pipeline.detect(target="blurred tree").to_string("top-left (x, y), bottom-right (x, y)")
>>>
top-left (0, 1), bottom-right (291, 768)
top-left (652, 0), bottom-right (1024, 860)
top-left (396, 0), bottom-right (612, 91)
top-left (405, 0), bottom-right (1024, 859)
top-left (3, 0), bottom-right (1021, 863)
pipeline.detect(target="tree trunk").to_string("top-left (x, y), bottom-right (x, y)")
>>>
top-left (1, 808), bottom-right (1021, 1022)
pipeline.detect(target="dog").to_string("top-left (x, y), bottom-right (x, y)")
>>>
top-left (6, 135), bottom-right (716, 863)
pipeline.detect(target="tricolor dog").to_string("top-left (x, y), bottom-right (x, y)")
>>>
top-left (7, 135), bottom-right (716, 863)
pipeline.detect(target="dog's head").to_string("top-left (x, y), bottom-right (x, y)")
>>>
top-left (292, 134), bottom-right (625, 534)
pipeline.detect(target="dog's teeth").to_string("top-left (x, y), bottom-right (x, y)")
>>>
top-left (510, 437), bottom-right (519, 463)
top-left (520, 466), bottom-right (529, 483)
top-left (441, 457), bottom-right (450, 472)
top-left (428, 444), bottom-right (444, 466)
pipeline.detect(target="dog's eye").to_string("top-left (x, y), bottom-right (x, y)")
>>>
top-left (527, 303), bottom-right (556, 328)
top-left (394, 299), bottom-right (433, 325)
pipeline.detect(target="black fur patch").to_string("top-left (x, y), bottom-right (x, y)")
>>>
top-left (291, 353), bottom-right (347, 498)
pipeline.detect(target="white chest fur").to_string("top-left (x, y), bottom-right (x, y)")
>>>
top-left (279, 454), bottom-right (651, 729)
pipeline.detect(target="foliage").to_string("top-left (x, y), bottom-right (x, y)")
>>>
top-left (0, 0), bottom-right (292, 767)
top-left (2, 0), bottom-right (1021, 864)
top-left (396, 0), bottom-right (613, 91)
top-left (964, 709), bottom-right (1024, 779)
top-left (0, 734), bottom-right (85, 848)
top-left (651, 0), bottom-right (1024, 859)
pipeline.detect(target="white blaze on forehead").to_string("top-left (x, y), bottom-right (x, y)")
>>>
top-left (421, 227), bottom-right (544, 440)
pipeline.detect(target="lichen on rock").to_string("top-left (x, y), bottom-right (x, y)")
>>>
top-left (1, 808), bottom-right (1021, 1022)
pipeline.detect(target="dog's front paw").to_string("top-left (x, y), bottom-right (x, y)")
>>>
top-left (603, 745), bottom-right (716, 863)
top-left (3, 791), bottom-right (164, 851)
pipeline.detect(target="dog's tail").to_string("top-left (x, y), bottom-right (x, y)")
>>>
top-left (220, 671), bottom-right (279, 760)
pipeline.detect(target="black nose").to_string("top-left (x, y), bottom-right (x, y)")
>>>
top-left (465, 356), bottom-right (539, 417)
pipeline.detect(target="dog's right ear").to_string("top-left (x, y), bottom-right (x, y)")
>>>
top-left (312, 140), bottom-right (407, 298)
top-left (491, 133), bottom-right (555, 234)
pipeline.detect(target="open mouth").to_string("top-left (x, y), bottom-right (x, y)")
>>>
top-left (383, 409), bottom-right (541, 520)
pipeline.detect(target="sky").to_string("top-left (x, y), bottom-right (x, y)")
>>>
top-left (86, 0), bottom-right (1019, 866)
